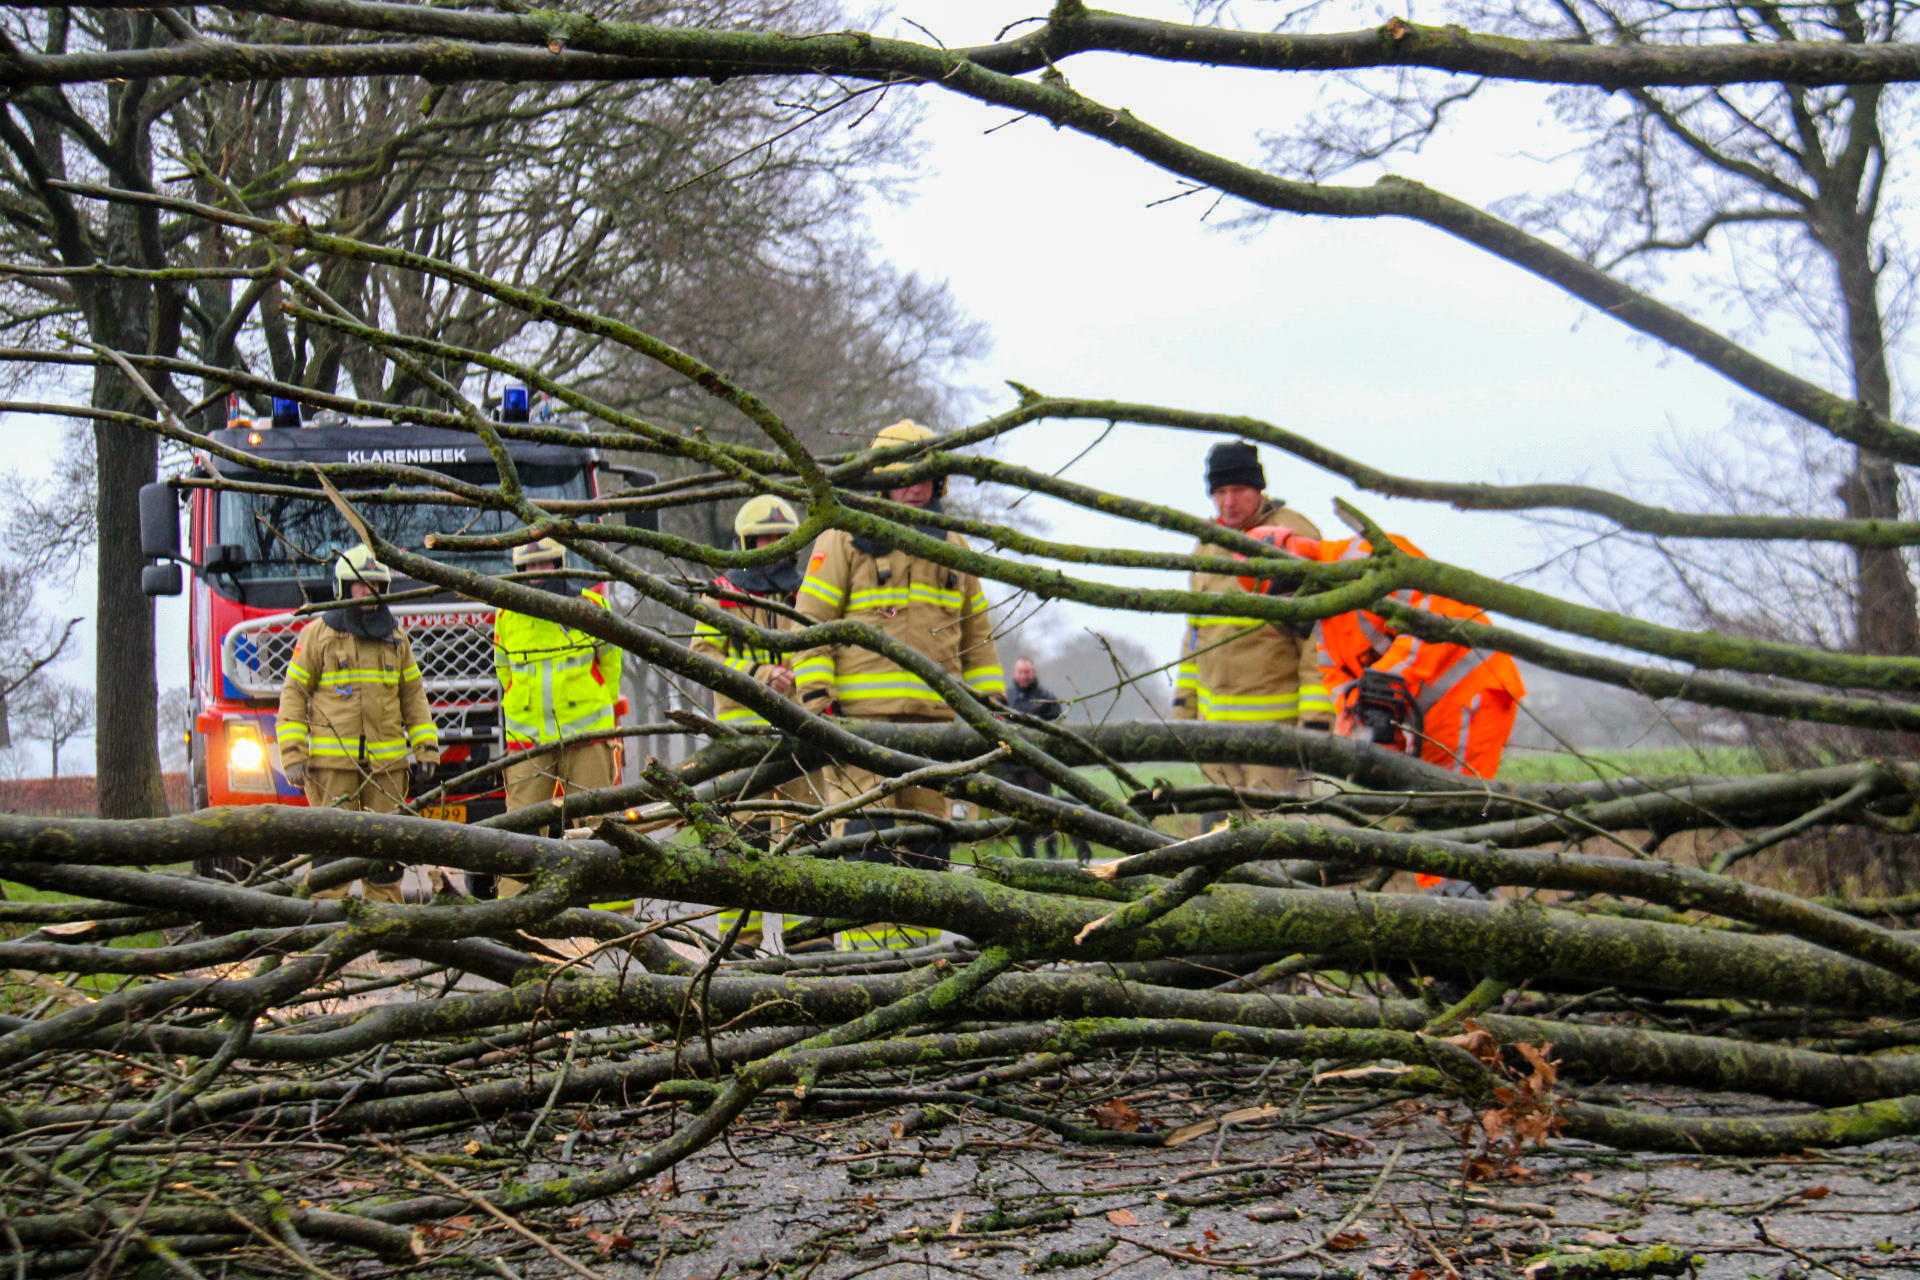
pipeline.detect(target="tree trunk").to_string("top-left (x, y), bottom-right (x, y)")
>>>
top-left (1833, 224), bottom-right (1918, 656)
top-left (87, 19), bottom-right (173, 820)
top-left (90, 213), bottom-right (167, 818)
top-left (91, 364), bottom-right (165, 817)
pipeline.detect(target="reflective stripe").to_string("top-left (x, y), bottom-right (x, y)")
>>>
top-left (286, 662), bottom-right (313, 685)
top-left (717, 705), bottom-right (772, 724)
top-left (305, 735), bottom-right (412, 763)
top-left (1455, 692), bottom-right (1482, 775)
top-left (406, 723), bottom-right (439, 746)
top-left (840, 923), bottom-right (940, 952)
top-left (1298, 683), bottom-right (1334, 718)
top-left (799, 576), bottom-right (845, 609)
top-left (1356, 611), bottom-right (1396, 652)
top-left (316, 669), bottom-right (401, 687)
top-left (1189, 615), bottom-right (1270, 629)
top-left (847, 583), bottom-right (965, 611)
top-left (792, 655), bottom-right (836, 700)
top-left (1191, 686), bottom-right (1301, 722)
top-left (839, 672), bottom-right (945, 704)
top-left (963, 664), bottom-right (1005, 694)
top-left (716, 908), bottom-right (763, 932)
top-left (276, 723), bottom-right (309, 743)
top-left (1413, 648), bottom-right (1492, 713)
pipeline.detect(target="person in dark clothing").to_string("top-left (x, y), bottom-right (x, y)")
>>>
top-left (999, 657), bottom-right (1091, 861)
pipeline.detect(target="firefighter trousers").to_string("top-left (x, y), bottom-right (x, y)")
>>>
top-left (499, 739), bottom-right (619, 900)
top-left (820, 719), bottom-right (956, 950)
top-left (305, 765), bottom-right (408, 904)
top-left (714, 773), bottom-right (830, 950)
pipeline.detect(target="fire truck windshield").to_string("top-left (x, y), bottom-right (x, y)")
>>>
top-left (214, 463), bottom-right (591, 604)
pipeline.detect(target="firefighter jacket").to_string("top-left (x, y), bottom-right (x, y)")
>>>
top-left (1173, 500), bottom-right (1331, 724)
top-left (276, 613), bottom-right (438, 771)
top-left (691, 580), bottom-right (799, 727)
top-left (493, 589), bottom-right (623, 746)
top-left (791, 528), bottom-right (1005, 719)
top-left (1312, 534), bottom-right (1526, 775)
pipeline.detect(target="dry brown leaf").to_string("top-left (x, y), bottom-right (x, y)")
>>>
top-left (948, 1209), bottom-right (965, 1235)
top-left (1441, 1021), bottom-right (1500, 1066)
top-left (1325, 1230), bottom-right (1369, 1252)
top-left (1106, 1209), bottom-right (1139, 1226)
top-left (461, 1141), bottom-right (481, 1155)
top-left (1797, 1185), bottom-right (1833, 1201)
top-left (1088, 1099), bottom-right (1143, 1132)
top-left (585, 1227), bottom-right (633, 1255)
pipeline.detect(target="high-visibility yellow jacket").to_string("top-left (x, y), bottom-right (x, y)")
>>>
top-left (276, 617), bottom-right (439, 771)
top-left (1172, 500), bottom-right (1331, 725)
top-left (791, 528), bottom-right (1004, 719)
top-left (690, 583), bottom-right (799, 727)
top-left (493, 589), bottom-right (623, 746)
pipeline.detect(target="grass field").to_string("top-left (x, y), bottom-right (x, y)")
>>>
top-left (1496, 745), bottom-right (1766, 784)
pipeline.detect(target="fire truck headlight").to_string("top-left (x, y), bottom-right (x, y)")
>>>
top-left (225, 723), bottom-right (273, 793)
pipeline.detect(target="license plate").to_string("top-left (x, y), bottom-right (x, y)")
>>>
top-left (420, 804), bottom-right (467, 823)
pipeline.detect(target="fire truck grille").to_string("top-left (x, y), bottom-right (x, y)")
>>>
top-left (222, 605), bottom-right (502, 701)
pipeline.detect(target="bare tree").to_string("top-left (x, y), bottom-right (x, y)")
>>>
top-left (155, 684), bottom-right (188, 772)
top-left (0, 564), bottom-right (80, 747)
top-left (19, 678), bottom-right (90, 777)
top-left (0, 0), bottom-right (931, 815)
top-left (8, 6), bottom-right (1920, 1270)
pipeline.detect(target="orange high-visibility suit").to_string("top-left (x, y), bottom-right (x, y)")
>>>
top-left (1308, 534), bottom-right (1524, 774)
top-left (1316, 536), bottom-right (1524, 889)
top-left (1239, 528), bottom-right (1526, 887)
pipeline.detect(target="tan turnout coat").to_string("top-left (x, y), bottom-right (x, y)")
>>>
top-left (276, 617), bottom-right (440, 772)
top-left (1172, 500), bottom-right (1332, 725)
top-left (791, 528), bottom-right (1005, 720)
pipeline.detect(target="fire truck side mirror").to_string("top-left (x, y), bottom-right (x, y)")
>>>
top-left (141, 563), bottom-right (183, 597)
top-left (599, 465), bottom-right (660, 533)
top-left (139, 482), bottom-right (182, 560)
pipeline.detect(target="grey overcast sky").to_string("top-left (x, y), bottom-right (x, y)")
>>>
top-left (2, 0), bottom-right (1858, 771)
top-left (860, 0), bottom-right (1812, 663)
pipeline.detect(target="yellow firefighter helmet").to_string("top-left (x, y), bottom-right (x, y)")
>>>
top-left (870, 419), bottom-right (945, 496)
top-left (511, 537), bottom-right (566, 568)
top-left (334, 543), bottom-right (390, 587)
top-left (733, 495), bottom-right (801, 545)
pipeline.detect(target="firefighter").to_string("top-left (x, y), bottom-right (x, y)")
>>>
top-left (691, 494), bottom-right (814, 949)
top-left (276, 544), bottom-right (439, 903)
top-left (791, 419), bottom-right (1005, 950)
top-left (493, 537), bottom-right (624, 898)
top-left (1171, 441), bottom-right (1332, 804)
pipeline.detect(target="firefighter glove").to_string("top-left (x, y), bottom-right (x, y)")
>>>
top-left (283, 760), bottom-right (306, 789)
top-left (409, 761), bottom-right (436, 796)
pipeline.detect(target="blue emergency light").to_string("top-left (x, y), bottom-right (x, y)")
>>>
top-left (271, 397), bottom-right (302, 429)
top-left (501, 385), bottom-right (530, 423)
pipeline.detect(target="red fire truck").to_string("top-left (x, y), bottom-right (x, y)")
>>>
top-left (141, 393), bottom-right (653, 830)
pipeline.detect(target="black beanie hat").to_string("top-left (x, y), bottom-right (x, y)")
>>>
top-left (1205, 440), bottom-right (1266, 494)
